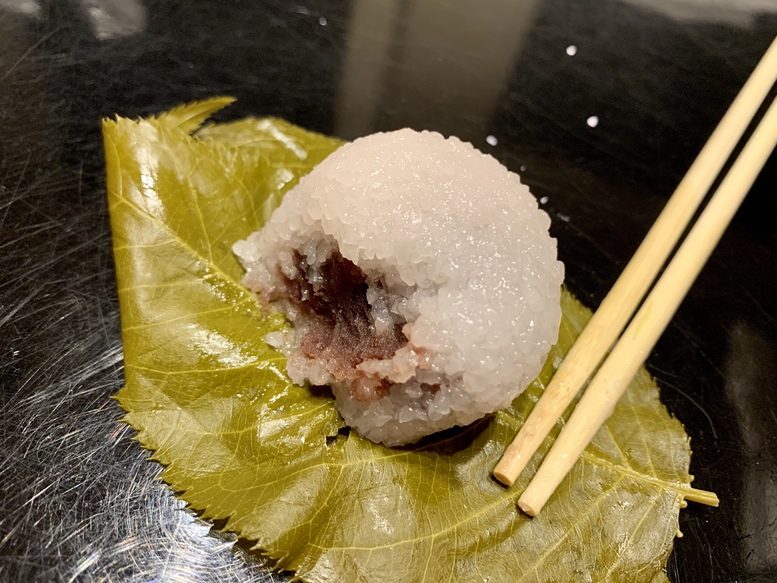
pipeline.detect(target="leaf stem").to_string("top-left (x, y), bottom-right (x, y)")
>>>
top-left (680, 487), bottom-right (719, 507)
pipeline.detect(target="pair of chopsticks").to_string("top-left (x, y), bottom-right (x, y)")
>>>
top-left (494, 36), bottom-right (777, 516)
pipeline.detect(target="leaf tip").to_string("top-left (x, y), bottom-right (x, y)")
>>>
top-left (155, 96), bottom-right (238, 134)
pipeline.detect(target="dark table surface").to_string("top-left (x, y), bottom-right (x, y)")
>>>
top-left (1, 1), bottom-right (776, 581)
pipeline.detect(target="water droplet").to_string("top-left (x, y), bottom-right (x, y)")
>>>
top-left (486, 134), bottom-right (498, 146)
top-left (319, 16), bottom-right (327, 25)
top-left (520, 164), bottom-right (527, 172)
top-left (566, 44), bottom-right (577, 56)
top-left (586, 115), bottom-right (599, 128)
top-left (539, 196), bottom-right (549, 204)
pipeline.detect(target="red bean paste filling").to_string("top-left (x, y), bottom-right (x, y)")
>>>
top-left (280, 251), bottom-right (407, 392)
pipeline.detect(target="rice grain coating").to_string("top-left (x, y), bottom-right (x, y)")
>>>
top-left (234, 129), bottom-right (564, 446)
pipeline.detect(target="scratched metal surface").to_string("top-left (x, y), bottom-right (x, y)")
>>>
top-left (0, 0), bottom-right (776, 581)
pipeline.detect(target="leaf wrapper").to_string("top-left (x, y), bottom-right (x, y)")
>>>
top-left (105, 98), bottom-right (693, 583)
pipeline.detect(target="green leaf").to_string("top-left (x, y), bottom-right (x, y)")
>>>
top-left (106, 100), bottom-right (694, 583)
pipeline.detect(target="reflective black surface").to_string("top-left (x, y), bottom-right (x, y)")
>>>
top-left (1, 1), bottom-right (776, 581)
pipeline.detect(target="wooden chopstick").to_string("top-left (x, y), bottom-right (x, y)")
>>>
top-left (493, 36), bottom-right (777, 489)
top-left (518, 93), bottom-right (777, 515)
